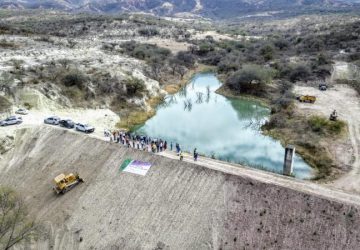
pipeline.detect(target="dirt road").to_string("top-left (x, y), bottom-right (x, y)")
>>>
top-left (294, 84), bottom-right (360, 193)
top-left (158, 150), bottom-right (360, 205)
top-left (0, 108), bottom-right (120, 139)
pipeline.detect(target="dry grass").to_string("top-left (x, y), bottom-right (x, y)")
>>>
top-left (148, 96), bottom-right (165, 108)
top-left (0, 39), bottom-right (19, 49)
top-left (0, 96), bottom-right (11, 112)
top-left (117, 109), bottom-right (156, 130)
top-left (164, 84), bottom-right (182, 94)
top-left (263, 109), bottom-right (348, 180)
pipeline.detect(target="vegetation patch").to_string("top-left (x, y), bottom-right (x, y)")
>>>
top-left (263, 98), bottom-right (347, 180)
top-left (0, 38), bottom-right (18, 49)
top-left (308, 116), bottom-right (346, 136)
top-left (225, 64), bottom-right (276, 97)
top-left (0, 186), bottom-right (40, 249)
top-left (0, 96), bottom-right (11, 112)
top-left (117, 109), bottom-right (156, 130)
top-left (124, 77), bottom-right (146, 97)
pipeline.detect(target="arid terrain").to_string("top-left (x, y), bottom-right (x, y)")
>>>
top-left (1, 7), bottom-right (360, 250)
top-left (1, 127), bottom-right (360, 249)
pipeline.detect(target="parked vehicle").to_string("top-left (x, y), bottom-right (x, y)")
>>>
top-left (75, 123), bottom-right (95, 133)
top-left (44, 116), bottom-right (60, 125)
top-left (319, 83), bottom-right (327, 91)
top-left (296, 95), bottom-right (316, 103)
top-left (330, 110), bottom-right (338, 121)
top-left (59, 119), bottom-right (75, 129)
top-left (0, 116), bottom-right (22, 126)
top-left (15, 108), bottom-right (29, 115)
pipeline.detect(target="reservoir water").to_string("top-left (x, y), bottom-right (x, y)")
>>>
top-left (135, 73), bottom-right (313, 179)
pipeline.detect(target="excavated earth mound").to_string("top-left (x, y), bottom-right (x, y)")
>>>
top-left (1, 126), bottom-right (360, 250)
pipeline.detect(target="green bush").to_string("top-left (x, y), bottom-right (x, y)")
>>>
top-left (260, 45), bottom-right (274, 61)
top-left (176, 51), bottom-right (195, 68)
top-left (0, 96), bottom-right (11, 112)
top-left (61, 71), bottom-right (87, 89)
top-left (226, 64), bottom-right (276, 94)
top-left (289, 65), bottom-right (311, 82)
top-left (138, 27), bottom-right (159, 37)
top-left (308, 116), bottom-right (346, 135)
top-left (124, 77), bottom-right (146, 96)
top-left (122, 42), bottom-right (171, 62)
top-left (197, 42), bottom-right (215, 56)
top-left (273, 39), bottom-right (289, 50)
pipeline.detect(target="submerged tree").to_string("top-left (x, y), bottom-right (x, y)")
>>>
top-left (0, 186), bottom-right (38, 250)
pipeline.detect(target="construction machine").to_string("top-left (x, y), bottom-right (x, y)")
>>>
top-left (330, 110), bottom-right (338, 121)
top-left (296, 95), bottom-right (316, 103)
top-left (53, 173), bottom-right (84, 194)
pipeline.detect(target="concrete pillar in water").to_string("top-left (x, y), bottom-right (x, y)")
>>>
top-left (283, 145), bottom-right (295, 176)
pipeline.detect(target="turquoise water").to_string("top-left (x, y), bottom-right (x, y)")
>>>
top-left (135, 73), bottom-right (313, 179)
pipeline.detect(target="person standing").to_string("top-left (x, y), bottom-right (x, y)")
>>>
top-left (156, 141), bottom-right (160, 152)
top-left (170, 142), bottom-right (173, 151)
top-left (194, 148), bottom-right (198, 161)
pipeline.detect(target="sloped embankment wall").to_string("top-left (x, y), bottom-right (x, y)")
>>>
top-left (0, 126), bottom-right (359, 250)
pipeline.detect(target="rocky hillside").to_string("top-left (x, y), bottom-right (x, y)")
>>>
top-left (0, 0), bottom-right (358, 18)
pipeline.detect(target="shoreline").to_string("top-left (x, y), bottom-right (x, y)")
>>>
top-left (117, 64), bottom-right (215, 130)
top-left (215, 81), bottom-right (349, 181)
top-left (118, 70), bottom-right (345, 181)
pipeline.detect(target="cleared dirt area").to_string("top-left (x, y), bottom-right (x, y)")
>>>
top-left (294, 84), bottom-right (360, 193)
top-left (1, 126), bottom-right (360, 249)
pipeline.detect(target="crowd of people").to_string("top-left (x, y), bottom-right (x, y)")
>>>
top-left (104, 130), bottom-right (199, 161)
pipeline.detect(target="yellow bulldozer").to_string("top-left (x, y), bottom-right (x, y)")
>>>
top-left (53, 173), bottom-right (84, 194)
top-left (296, 95), bottom-right (316, 103)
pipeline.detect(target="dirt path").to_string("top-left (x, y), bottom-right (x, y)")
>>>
top-left (294, 84), bottom-right (360, 193)
top-left (158, 150), bottom-right (360, 205)
top-left (0, 108), bottom-right (120, 143)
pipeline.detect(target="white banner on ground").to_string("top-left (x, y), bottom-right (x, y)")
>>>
top-left (122, 160), bottom-right (152, 176)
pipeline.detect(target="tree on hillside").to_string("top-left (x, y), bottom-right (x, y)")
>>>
top-left (176, 51), bottom-right (196, 69)
top-left (289, 65), bottom-right (311, 82)
top-left (0, 186), bottom-right (38, 250)
top-left (124, 77), bottom-right (145, 96)
top-left (226, 64), bottom-right (275, 95)
top-left (260, 45), bottom-right (274, 61)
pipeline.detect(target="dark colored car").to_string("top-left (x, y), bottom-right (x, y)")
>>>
top-left (319, 83), bottom-right (327, 91)
top-left (59, 119), bottom-right (75, 129)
